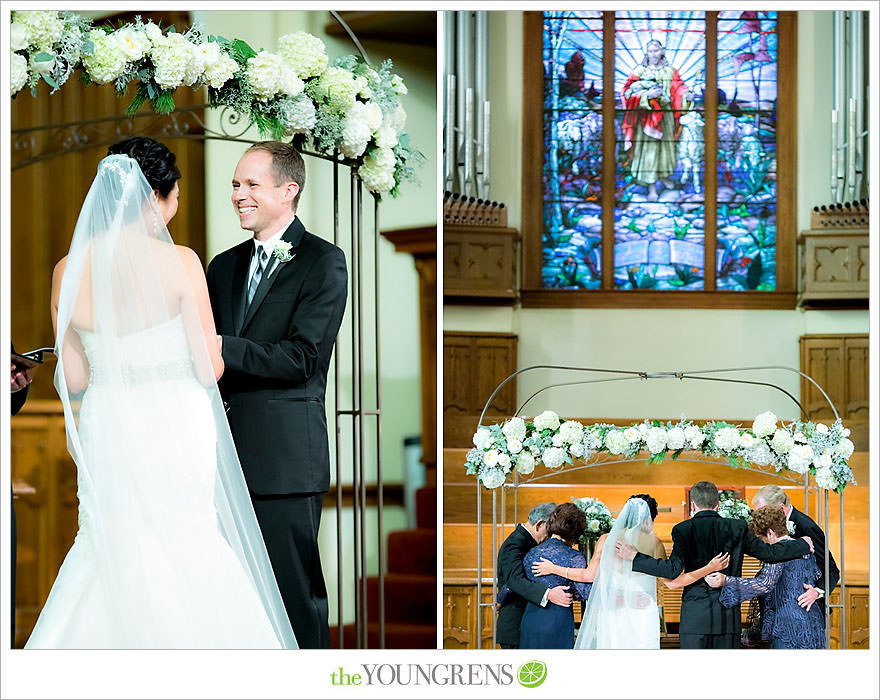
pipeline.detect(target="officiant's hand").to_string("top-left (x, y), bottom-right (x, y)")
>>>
top-left (11, 363), bottom-right (35, 392)
top-left (800, 536), bottom-right (814, 553)
top-left (547, 585), bottom-right (573, 607)
top-left (614, 541), bottom-right (637, 561)
top-left (798, 584), bottom-right (820, 611)
top-left (705, 572), bottom-right (726, 588)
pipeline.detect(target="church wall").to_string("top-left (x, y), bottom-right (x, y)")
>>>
top-left (443, 10), bottom-right (869, 421)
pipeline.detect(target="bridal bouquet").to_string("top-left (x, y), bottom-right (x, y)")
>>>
top-left (572, 497), bottom-right (613, 546)
top-left (464, 409), bottom-right (856, 492)
top-left (9, 11), bottom-right (420, 196)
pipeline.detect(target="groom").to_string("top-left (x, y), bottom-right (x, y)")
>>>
top-left (207, 141), bottom-right (348, 649)
top-left (616, 481), bottom-right (813, 648)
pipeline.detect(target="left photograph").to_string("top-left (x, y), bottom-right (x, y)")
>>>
top-left (8, 9), bottom-right (437, 649)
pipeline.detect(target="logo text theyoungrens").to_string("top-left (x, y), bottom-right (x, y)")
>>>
top-left (330, 664), bottom-right (516, 687)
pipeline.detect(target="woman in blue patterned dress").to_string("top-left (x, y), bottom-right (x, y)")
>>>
top-left (705, 505), bottom-right (825, 649)
top-left (520, 503), bottom-right (591, 649)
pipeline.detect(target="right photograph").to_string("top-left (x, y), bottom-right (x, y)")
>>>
top-left (441, 10), bottom-right (869, 650)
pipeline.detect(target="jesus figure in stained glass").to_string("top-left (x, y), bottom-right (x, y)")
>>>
top-left (620, 39), bottom-right (695, 201)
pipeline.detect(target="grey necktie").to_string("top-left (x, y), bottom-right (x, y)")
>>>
top-left (247, 247), bottom-right (269, 305)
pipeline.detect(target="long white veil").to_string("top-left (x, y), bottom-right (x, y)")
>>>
top-left (574, 497), bottom-right (658, 649)
top-left (50, 154), bottom-right (296, 648)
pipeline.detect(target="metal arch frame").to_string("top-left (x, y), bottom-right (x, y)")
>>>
top-left (475, 365), bottom-right (846, 649)
top-left (11, 12), bottom-right (388, 649)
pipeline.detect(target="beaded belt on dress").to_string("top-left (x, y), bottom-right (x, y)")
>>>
top-left (88, 359), bottom-right (196, 386)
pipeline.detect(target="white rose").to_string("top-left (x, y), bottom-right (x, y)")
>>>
top-left (480, 467), bottom-right (506, 489)
top-left (516, 451), bottom-right (535, 475)
top-left (813, 453), bottom-right (832, 470)
top-left (588, 519), bottom-right (600, 532)
top-left (497, 453), bottom-right (511, 469)
top-left (713, 427), bottom-right (741, 452)
top-left (483, 449), bottom-right (499, 468)
top-left (115, 27), bottom-right (149, 62)
top-left (623, 427), bottom-right (640, 444)
top-left (843, 427), bottom-right (851, 437)
top-left (144, 22), bottom-right (164, 45)
top-left (559, 420), bottom-right (584, 445)
top-left (473, 428), bottom-right (493, 450)
top-left (787, 445), bottom-right (813, 474)
top-left (10, 52), bottom-right (28, 95)
top-left (739, 432), bottom-right (756, 449)
top-left (506, 439), bottom-right (522, 455)
top-left (569, 442), bottom-right (585, 458)
top-left (502, 417), bottom-right (527, 442)
top-left (771, 428), bottom-right (794, 455)
top-left (645, 427), bottom-right (667, 454)
top-left (752, 411), bottom-right (778, 438)
top-left (10, 23), bottom-right (29, 52)
top-left (29, 51), bottom-right (55, 75)
top-left (374, 125), bottom-right (398, 149)
top-left (689, 434), bottom-right (706, 450)
top-left (340, 102), bottom-right (373, 158)
top-left (541, 447), bottom-right (566, 469)
top-left (815, 423), bottom-right (829, 435)
top-left (793, 431), bottom-right (807, 444)
top-left (534, 410), bottom-right (561, 432)
top-left (834, 437), bottom-right (854, 459)
top-left (815, 466), bottom-right (837, 491)
top-left (638, 423), bottom-right (649, 436)
top-left (666, 426), bottom-right (686, 451)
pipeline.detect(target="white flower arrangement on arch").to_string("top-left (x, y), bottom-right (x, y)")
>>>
top-left (9, 11), bottom-right (421, 197)
top-left (463, 409), bottom-right (856, 493)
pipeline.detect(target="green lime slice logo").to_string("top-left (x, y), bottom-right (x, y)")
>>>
top-left (517, 660), bottom-right (547, 688)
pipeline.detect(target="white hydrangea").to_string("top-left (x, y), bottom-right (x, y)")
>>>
top-left (506, 439), bottom-right (522, 454)
top-left (473, 428), bottom-right (492, 450)
top-left (480, 467), bottom-right (506, 489)
top-left (813, 452), bottom-right (832, 470)
top-left (374, 125), bottom-right (398, 149)
top-left (10, 22), bottom-right (29, 52)
top-left (362, 101), bottom-right (383, 132)
top-left (713, 427), bottom-right (742, 452)
top-left (278, 31), bottom-right (329, 79)
top-left (623, 427), bottom-right (641, 444)
top-left (835, 437), bottom-right (854, 460)
top-left (340, 102), bottom-right (373, 158)
top-left (744, 441), bottom-right (774, 466)
top-left (569, 442), bottom-right (585, 458)
top-left (534, 410), bottom-right (561, 432)
top-left (14, 10), bottom-right (64, 51)
top-left (605, 430), bottom-right (628, 455)
top-left (771, 428), bottom-right (794, 455)
top-left (815, 466), bottom-right (837, 491)
top-left (551, 434), bottom-right (563, 447)
top-left (686, 426), bottom-right (706, 450)
top-left (384, 103), bottom-right (407, 134)
top-left (541, 446), bottom-right (566, 469)
top-left (666, 426), bottom-right (686, 451)
top-left (787, 445), bottom-right (814, 474)
top-left (247, 51), bottom-right (285, 99)
top-left (793, 431), bottom-right (807, 444)
top-left (151, 33), bottom-right (200, 90)
top-left (277, 64), bottom-right (305, 97)
top-left (752, 411), bottom-right (778, 438)
top-left (200, 42), bottom-right (239, 90)
top-left (10, 52), bottom-right (28, 95)
top-left (637, 422), bottom-right (649, 437)
top-left (144, 22), bottom-right (164, 45)
top-left (645, 427), bottom-right (668, 454)
top-left (502, 417), bottom-right (527, 442)
top-left (391, 73), bottom-right (408, 95)
top-left (516, 451), bottom-right (535, 475)
top-left (483, 449), bottom-right (499, 468)
top-left (278, 94), bottom-right (317, 134)
top-left (358, 146), bottom-right (396, 194)
top-left (82, 30), bottom-right (127, 84)
top-left (559, 420), bottom-right (584, 445)
top-left (114, 26), bottom-right (150, 62)
top-left (315, 65), bottom-right (360, 112)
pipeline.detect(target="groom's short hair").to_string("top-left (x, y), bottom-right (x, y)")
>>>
top-left (690, 481), bottom-right (719, 509)
top-left (527, 502), bottom-right (557, 525)
top-left (246, 141), bottom-right (306, 210)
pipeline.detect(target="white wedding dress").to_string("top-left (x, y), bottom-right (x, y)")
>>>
top-left (574, 498), bottom-right (661, 649)
top-left (25, 155), bottom-right (296, 649)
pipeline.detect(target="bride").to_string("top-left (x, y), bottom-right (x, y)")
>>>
top-left (25, 138), bottom-right (296, 648)
top-left (559, 497), bottom-right (726, 649)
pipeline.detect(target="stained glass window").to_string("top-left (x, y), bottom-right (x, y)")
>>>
top-left (538, 10), bottom-right (787, 296)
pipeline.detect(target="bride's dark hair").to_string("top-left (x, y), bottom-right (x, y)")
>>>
top-left (107, 136), bottom-right (181, 197)
top-left (629, 493), bottom-right (658, 521)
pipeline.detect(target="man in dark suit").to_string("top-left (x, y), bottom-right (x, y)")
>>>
top-left (752, 485), bottom-right (839, 614)
top-left (206, 142), bottom-right (347, 649)
top-left (495, 502), bottom-right (573, 648)
top-left (11, 347), bottom-right (35, 646)
top-left (616, 481), bottom-right (813, 648)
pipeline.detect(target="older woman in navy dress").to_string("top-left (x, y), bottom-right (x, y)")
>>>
top-left (706, 505), bottom-right (825, 649)
top-left (520, 503), bottom-right (591, 649)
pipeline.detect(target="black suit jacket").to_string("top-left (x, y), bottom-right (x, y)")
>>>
top-left (495, 524), bottom-right (547, 646)
top-left (632, 510), bottom-right (810, 635)
top-left (789, 507), bottom-right (839, 599)
top-left (206, 217), bottom-right (347, 495)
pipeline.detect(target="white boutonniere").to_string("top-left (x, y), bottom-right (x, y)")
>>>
top-left (787, 520), bottom-right (796, 536)
top-left (268, 241), bottom-right (295, 277)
